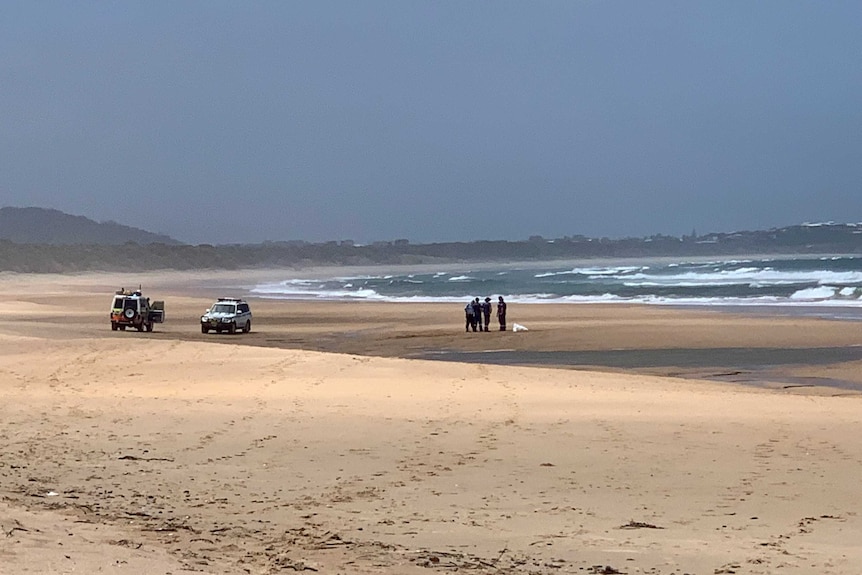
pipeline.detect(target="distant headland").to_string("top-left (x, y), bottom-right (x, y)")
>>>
top-left (1, 207), bottom-right (861, 273)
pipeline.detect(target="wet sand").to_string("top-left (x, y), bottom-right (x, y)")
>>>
top-left (2, 269), bottom-right (862, 574)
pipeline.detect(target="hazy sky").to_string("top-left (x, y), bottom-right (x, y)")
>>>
top-left (1, 2), bottom-right (860, 245)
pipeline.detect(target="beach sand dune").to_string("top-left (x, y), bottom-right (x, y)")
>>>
top-left (1, 271), bottom-right (861, 574)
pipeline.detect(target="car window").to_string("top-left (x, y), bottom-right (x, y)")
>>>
top-left (212, 304), bottom-right (235, 313)
top-left (113, 297), bottom-right (124, 308)
top-left (239, 304), bottom-right (249, 313)
top-left (123, 299), bottom-right (137, 311)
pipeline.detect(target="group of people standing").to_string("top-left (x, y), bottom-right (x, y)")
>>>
top-left (465, 296), bottom-right (507, 332)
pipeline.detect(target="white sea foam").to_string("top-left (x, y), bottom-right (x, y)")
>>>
top-left (248, 256), bottom-right (862, 311)
top-left (534, 266), bottom-right (644, 278)
top-left (608, 268), bottom-right (862, 286)
top-left (533, 265), bottom-right (861, 287)
top-left (254, 286), bottom-right (385, 300)
top-left (333, 275), bottom-right (384, 281)
top-left (789, 286), bottom-right (862, 302)
top-left (790, 286), bottom-right (839, 300)
top-left (251, 283), bottom-right (862, 308)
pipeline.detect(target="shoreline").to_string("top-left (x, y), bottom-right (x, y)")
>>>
top-left (4, 268), bottom-right (862, 393)
top-left (10, 264), bottom-right (862, 323)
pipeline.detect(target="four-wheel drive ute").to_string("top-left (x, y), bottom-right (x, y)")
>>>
top-left (201, 297), bottom-right (252, 334)
top-left (110, 289), bottom-right (165, 332)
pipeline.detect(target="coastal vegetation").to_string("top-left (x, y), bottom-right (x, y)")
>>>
top-left (1, 207), bottom-right (861, 273)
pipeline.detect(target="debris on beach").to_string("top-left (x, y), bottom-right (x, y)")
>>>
top-left (618, 520), bottom-right (664, 530)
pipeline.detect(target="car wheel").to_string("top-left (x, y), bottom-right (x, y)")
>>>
top-left (119, 325), bottom-right (126, 331)
top-left (123, 308), bottom-right (136, 320)
top-left (111, 322), bottom-right (118, 331)
top-left (145, 322), bottom-right (153, 332)
top-left (228, 323), bottom-right (236, 335)
top-left (201, 325), bottom-right (209, 334)
top-left (242, 319), bottom-right (251, 333)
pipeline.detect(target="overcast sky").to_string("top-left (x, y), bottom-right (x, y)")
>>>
top-left (1, 2), bottom-right (860, 245)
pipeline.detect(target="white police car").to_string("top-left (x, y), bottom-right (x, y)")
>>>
top-left (201, 298), bottom-right (252, 334)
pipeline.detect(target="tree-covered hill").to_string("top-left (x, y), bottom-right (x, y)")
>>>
top-left (1, 218), bottom-right (862, 273)
top-left (0, 207), bottom-right (181, 246)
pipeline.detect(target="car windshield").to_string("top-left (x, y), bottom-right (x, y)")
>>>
top-left (211, 304), bottom-right (236, 314)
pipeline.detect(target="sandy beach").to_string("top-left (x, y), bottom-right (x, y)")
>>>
top-left (2, 269), bottom-right (862, 574)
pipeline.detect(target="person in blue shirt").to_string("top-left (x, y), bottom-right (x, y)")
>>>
top-left (471, 298), bottom-right (482, 332)
top-left (481, 297), bottom-right (492, 332)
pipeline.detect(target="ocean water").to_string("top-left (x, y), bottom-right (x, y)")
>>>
top-left (249, 255), bottom-right (862, 317)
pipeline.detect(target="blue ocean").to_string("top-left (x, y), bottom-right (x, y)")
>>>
top-left (249, 255), bottom-right (862, 317)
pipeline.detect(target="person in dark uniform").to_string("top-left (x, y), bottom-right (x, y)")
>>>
top-left (481, 297), bottom-right (492, 332)
top-left (471, 298), bottom-right (482, 332)
top-left (496, 296), bottom-right (507, 331)
top-left (465, 299), bottom-right (476, 332)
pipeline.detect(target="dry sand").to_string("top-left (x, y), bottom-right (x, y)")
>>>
top-left (1, 269), bottom-right (862, 574)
